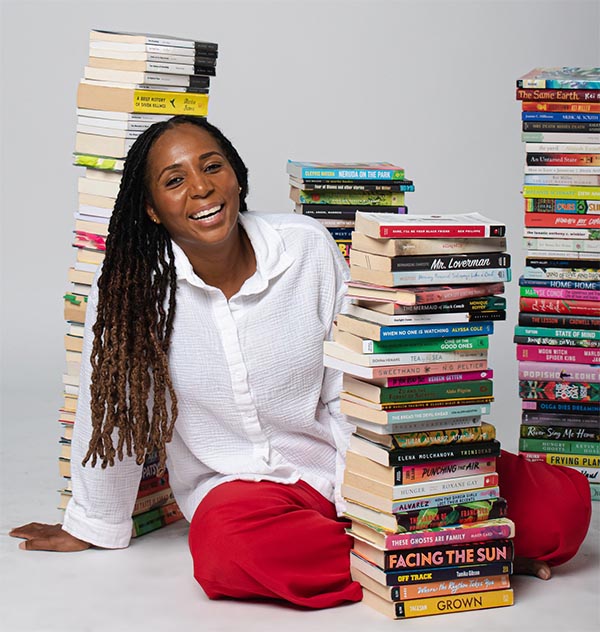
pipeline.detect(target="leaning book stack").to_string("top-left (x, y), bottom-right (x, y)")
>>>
top-left (285, 160), bottom-right (414, 263)
top-left (515, 68), bottom-right (600, 502)
top-left (58, 29), bottom-right (219, 536)
top-left (326, 211), bottom-right (515, 618)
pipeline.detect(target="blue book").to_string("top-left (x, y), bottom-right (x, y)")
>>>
top-left (337, 316), bottom-right (495, 341)
top-left (518, 276), bottom-right (600, 291)
top-left (286, 160), bottom-right (405, 181)
top-left (522, 112), bottom-right (600, 122)
top-left (517, 67), bottom-right (600, 90)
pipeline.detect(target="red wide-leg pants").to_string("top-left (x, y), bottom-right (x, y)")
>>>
top-left (188, 450), bottom-right (592, 609)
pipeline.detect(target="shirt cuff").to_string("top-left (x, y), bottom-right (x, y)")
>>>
top-left (63, 498), bottom-right (133, 549)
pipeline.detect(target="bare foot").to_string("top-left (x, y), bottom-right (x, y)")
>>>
top-left (514, 556), bottom-right (552, 580)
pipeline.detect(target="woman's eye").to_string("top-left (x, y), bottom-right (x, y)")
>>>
top-left (166, 176), bottom-right (183, 187)
top-left (205, 162), bottom-right (222, 173)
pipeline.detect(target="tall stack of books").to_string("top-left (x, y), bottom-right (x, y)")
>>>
top-left (59, 30), bottom-right (218, 537)
top-left (515, 68), bottom-right (600, 503)
top-left (325, 212), bottom-right (516, 619)
top-left (285, 160), bottom-right (414, 263)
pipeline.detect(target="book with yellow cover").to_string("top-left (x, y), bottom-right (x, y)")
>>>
top-left (361, 586), bottom-right (514, 619)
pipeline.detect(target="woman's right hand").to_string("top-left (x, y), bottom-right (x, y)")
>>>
top-left (9, 522), bottom-right (91, 552)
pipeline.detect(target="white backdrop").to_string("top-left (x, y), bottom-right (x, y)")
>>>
top-left (1, 0), bottom-right (599, 495)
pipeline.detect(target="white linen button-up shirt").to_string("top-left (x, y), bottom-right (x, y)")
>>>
top-left (63, 212), bottom-right (353, 548)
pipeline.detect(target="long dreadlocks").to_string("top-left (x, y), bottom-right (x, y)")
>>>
top-left (82, 115), bottom-right (250, 475)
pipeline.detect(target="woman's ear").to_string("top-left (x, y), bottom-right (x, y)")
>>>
top-left (146, 203), bottom-right (161, 224)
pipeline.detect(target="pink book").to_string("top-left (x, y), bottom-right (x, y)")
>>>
top-left (518, 361), bottom-right (600, 382)
top-left (383, 370), bottom-right (493, 388)
top-left (516, 344), bottom-right (600, 364)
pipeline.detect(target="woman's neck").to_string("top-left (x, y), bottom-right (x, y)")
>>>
top-left (179, 224), bottom-right (257, 300)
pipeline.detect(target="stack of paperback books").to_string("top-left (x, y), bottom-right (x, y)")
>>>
top-left (515, 68), bottom-right (600, 503)
top-left (59, 29), bottom-right (219, 537)
top-left (325, 212), bottom-right (515, 619)
top-left (285, 160), bottom-right (414, 263)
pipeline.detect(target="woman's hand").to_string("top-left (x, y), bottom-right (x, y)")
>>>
top-left (514, 556), bottom-right (552, 580)
top-left (9, 522), bottom-right (91, 552)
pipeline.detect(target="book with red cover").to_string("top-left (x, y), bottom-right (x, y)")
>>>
top-left (355, 212), bottom-right (506, 239)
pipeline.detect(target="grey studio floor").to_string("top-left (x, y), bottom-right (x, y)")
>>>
top-left (1, 398), bottom-right (599, 632)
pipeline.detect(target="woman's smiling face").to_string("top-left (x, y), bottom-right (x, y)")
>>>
top-left (145, 122), bottom-right (241, 252)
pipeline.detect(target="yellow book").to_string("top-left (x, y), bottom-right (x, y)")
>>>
top-left (361, 586), bottom-right (514, 619)
top-left (522, 185), bottom-right (600, 200)
top-left (77, 81), bottom-right (209, 115)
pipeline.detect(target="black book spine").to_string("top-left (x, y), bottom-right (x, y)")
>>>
top-left (523, 121), bottom-right (600, 132)
top-left (526, 257), bottom-right (600, 269)
top-left (193, 42), bottom-right (218, 54)
top-left (391, 297), bottom-right (507, 314)
top-left (521, 411), bottom-right (600, 427)
top-left (380, 561), bottom-right (513, 586)
top-left (387, 440), bottom-right (501, 466)
top-left (193, 63), bottom-right (217, 76)
top-left (518, 312), bottom-right (600, 330)
top-left (188, 75), bottom-right (211, 89)
top-left (514, 335), bottom-right (599, 348)
top-left (299, 180), bottom-right (414, 193)
top-left (389, 253), bottom-right (511, 272)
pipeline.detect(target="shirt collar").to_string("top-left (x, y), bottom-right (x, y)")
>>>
top-left (171, 212), bottom-right (295, 296)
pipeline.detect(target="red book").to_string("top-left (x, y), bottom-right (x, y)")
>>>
top-left (519, 296), bottom-right (600, 316)
top-left (522, 101), bottom-right (600, 113)
top-left (526, 153), bottom-right (600, 167)
top-left (354, 212), bottom-right (506, 239)
top-left (524, 213), bottom-right (600, 229)
top-left (517, 88), bottom-right (600, 102)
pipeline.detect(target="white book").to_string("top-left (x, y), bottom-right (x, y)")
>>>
top-left (350, 415), bottom-right (482, 436)
top-left (84, 66), bottom-right (197, 87)
top-left (78, 115), bottom-right (156, 132)
top-left (343, 304), bottom-right (471, 326)
top-left (76, 107), bottom-right (173, 123)
top-left (78, 176), bottom-right (121, 199)
top-left (76, 124), bottom-right (143, 140)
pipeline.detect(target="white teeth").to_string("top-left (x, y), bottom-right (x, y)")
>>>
top-left (190, 205), bottom-right (222, 220)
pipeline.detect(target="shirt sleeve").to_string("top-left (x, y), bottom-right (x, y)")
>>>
top-left (62, 272), bottom-right (144, 548)
top-left (318, 236), bottom-right (355, 517)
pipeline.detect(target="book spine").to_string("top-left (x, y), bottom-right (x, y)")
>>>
top-left (519, 380), bottom-right (599, 402)
top-left (290, 164), bottom-right (405, 180)
top-left (379, 396), bottom-right (493, 411)
top-left (382, 540), bottom-right (513, 571)
top-left (376, 380), bottom-right (494, 405)
top-left (514, 335), bottom-right (599, 348)
top-left (522, 101), bottom-right (600, 113)
top-left (518, 296), bottom-right (600, 315)
top-left (131, 502), bottom-right (184, 538)
top-left (383, 268), bottom-right (511, 287)
top-left (523, 120), bottom-right (600, 132)
top-left (351, 552), bottom-right (511, 586)
top-left (375, 253), bottom-right (511, 272)
top-left (368, 336), bottom-right (490, 355)
top-left (524, 180), bottom-right (600, 191)
top-left (516, 344), bottom-right (600, 364)
top-left (391, 421), bottom-right (495, 447)
top-left (398, 457), bottom-right (497, 484)
top-left (299, 181), bottom-right (411, 193)
top-left (293, 191), bottom-right (408, 205)
top-left (386, 472), bottom-right (499, 500)
top-left (521, 410), bottom-right (599, 427)
top-left (518, 77), bottom-right (600, 90)
top-left (518, 360), bottom-right (600, 381)
top-left (519, 437), bottom-right (600, 456)
top-left (519, 278), bottom-right (600, 291)
top-left (390, 588), bottom-right (514, 619)
top-left (522, 185), bottom-right (600, 200)
top-left (527, 153), bottom-right (600, 168)
top-left (516, 88), bottom-right (600, 102)
top-left (380, 519), bottom-right (515, 550)
top-left (377, 225), bottom-right (505, 239)
top-left (514, 325), bottom-right (600, 340)
top-left (298, 204), bottom-right (406, 219)
top-left (524, 214), bottom-right (600, 229)
top-left (522, 399), bottom-right (599, 415)
top-left (385, 370), bottom-right (493, 388)
top-left (520, 424), bottom-right (600, 442)
top-left (377, 322), bottom-right (495, 342)
top-left (344, 402), bottom-right (492, 424)
top-left (391, 574), bottom-right (511, 601)
top-left (525, 256), bottom-right (600, 269)
top-left (523, 267), bottom-right (600, 282)
top-left (520, 452), bottom-right (600, 468)
top-left (385, 441), bottom-right (501, 467)
top-left (523, 111), bottom-right (600, 121)
top-left (389, 297), bottom-right (507, 314)
top-left (525, 165), bottom-right (600, 174)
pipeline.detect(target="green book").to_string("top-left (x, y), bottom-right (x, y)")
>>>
top-left (519, 437), bottom-right (600, 456)
top-left (369, 334), bottom-right (489, 354)
top-left (514, 325), bottom-right (600, 341)
top-left (373, 380), bottom-right (494, 405)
